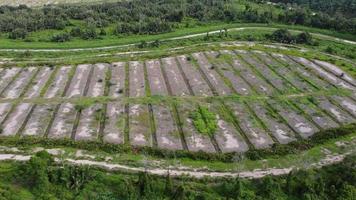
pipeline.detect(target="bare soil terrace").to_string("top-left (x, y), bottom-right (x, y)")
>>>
top-left (0, 49), bottom-right (355, 154)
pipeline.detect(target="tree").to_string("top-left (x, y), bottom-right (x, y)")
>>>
top-left (18, 151), bottom-right (55, 199)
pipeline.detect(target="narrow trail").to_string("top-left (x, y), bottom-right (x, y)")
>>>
top-left (0, 27), bottom-right (354, 52)
top-left (0, 151), bottom-right (351, 179)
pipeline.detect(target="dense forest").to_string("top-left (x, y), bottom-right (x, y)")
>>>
top-left (0, 0), bottom-right (355, 42)
top-left (0, 151), bottom-right (355, 200)
top-left (267, 0), bottom-right (356, 18)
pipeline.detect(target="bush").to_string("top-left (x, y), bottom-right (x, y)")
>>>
top-left (269, 29), bottom-right (295, 44)
top-left (70, 27), bottom-right (82, 37)
top-left (51, 33), bottom-right (71, 42)
top-left (8, 28), bottom-right (28, 39)
top-left (325, 46), bottom-right (335, 54)
top-left (99, 28), bottom-right (106, 36)
top-left (81, 26), bottom-right (98, 40)
top-left (296, 32), bottom-right (313, 44)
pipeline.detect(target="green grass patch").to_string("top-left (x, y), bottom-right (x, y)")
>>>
top-left (190, 106), bottom-right (218, 137)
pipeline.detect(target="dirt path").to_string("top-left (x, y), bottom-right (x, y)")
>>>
top-left (0, 151), bottom-right (350, 179)
top-left (0, 27), bottom-right (354, 52)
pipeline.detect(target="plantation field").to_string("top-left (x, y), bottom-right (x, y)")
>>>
top-left (0, 49), bottom-right (355, 153)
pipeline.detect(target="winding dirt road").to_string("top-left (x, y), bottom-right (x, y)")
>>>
top-left (0, 27), bottom-right (354, 52)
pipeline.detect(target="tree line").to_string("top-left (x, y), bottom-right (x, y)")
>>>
top-left (0, 0), bottom-right (355, 42)
top-left (266, 0), bottom-right (356, 18)
top-left (1, 151), bottom-right (355, 199)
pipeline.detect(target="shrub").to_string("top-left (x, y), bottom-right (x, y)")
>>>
top-left (99, 28), bottom-right (106, 36)
top-left (137, 40), bottom-right (148, 48)
top-left (81, 26), bottom-right (98, 40)
top-left (51, 32), bottom-right (71, 42)
top-left (70, 27), bottom-right (82, 37)
top-left (296, 32), bottom-right (313, 44)
top-left (325, 46), bottom-right (335, 54)
top-left (8, 28), bottom-right (28, 39)
top-left (269, 29), bottom-right (295, 44)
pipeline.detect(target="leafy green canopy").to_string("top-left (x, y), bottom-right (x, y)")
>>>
top-left (0, 151), bottom-right (355, 199)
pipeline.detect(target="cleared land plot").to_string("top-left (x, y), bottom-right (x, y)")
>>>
top-left (24, 67), bottom-right (54, 99)
top-left (314, 97), bottom-right (355, 125)
top-left (86, 64), bottom-right (108, 97)
top-left (313, 60), bottom-right (356, 86)
top-left (103, 102), bottom-right (126, 144)
top-left (331, 96), bottom-right (356, 117)
top-left (249, 101), bottom-right (296, 144)
top-left (206, 51), bottom-right (252, 96)
top-left (253, 52), bottom-right (314, 92)
top-left (238, 51), bottom-right (295, 94)
top-left (176, 55), bottom-right (212, 96)
top-left (268, 100), bottom-right (319, 138)
top-left (1, 67), bottom-right (37, 99)
top-left (161, 57), bottom-right (190, 96)
top-left (0, 68), bottom-right (21, 94)
top-left (44, 66), bottom-right (71, 98)
top-left (292, 56), bottom-right (355, 91)
top-left (152, 104), bottom-right (183, 150)
top-left (0, 50), bottom-right (355, 153)
top-left (48, 103), bottom-right (76, 139)
top-left (271, 53), bottom-right (333, 90)
top-left (209, 103), bottom-right (249, 153)
top-left (176, 103), bottom-right (216, 153)
top-left (129, 61), bottom-right (145, 97)
top-left (109, 62), bottom-right (126, 98)
top-left (192, 52), bottom-right (232, 95)
top-left (75, 104), bottom-right (102, 141)
top-left (22, 104), bottom-right (55, 137)
top-left (291, 98), bottom-right (339, 129)
top-left (66, 64), bottom-right (92, 98)
top-left (226, 101), bottom-right (274, 149)
top-left (1, 103), bottom-right (32, 136)
top-left (224, 50), bottom-right (274, 95)
top-left (146, 60), bottom-right (168, 96)
top-left (129, 104), bottom-right (152, 147)
top-left (0, 103), bottom-right (12, 124)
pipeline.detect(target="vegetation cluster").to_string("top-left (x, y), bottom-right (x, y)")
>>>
top-left (0, 151), bottom-right (355, 199)
top-left (190, 106), bottom-right (218, 137)
top-left (1, 0), bottom-right (355, 42)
